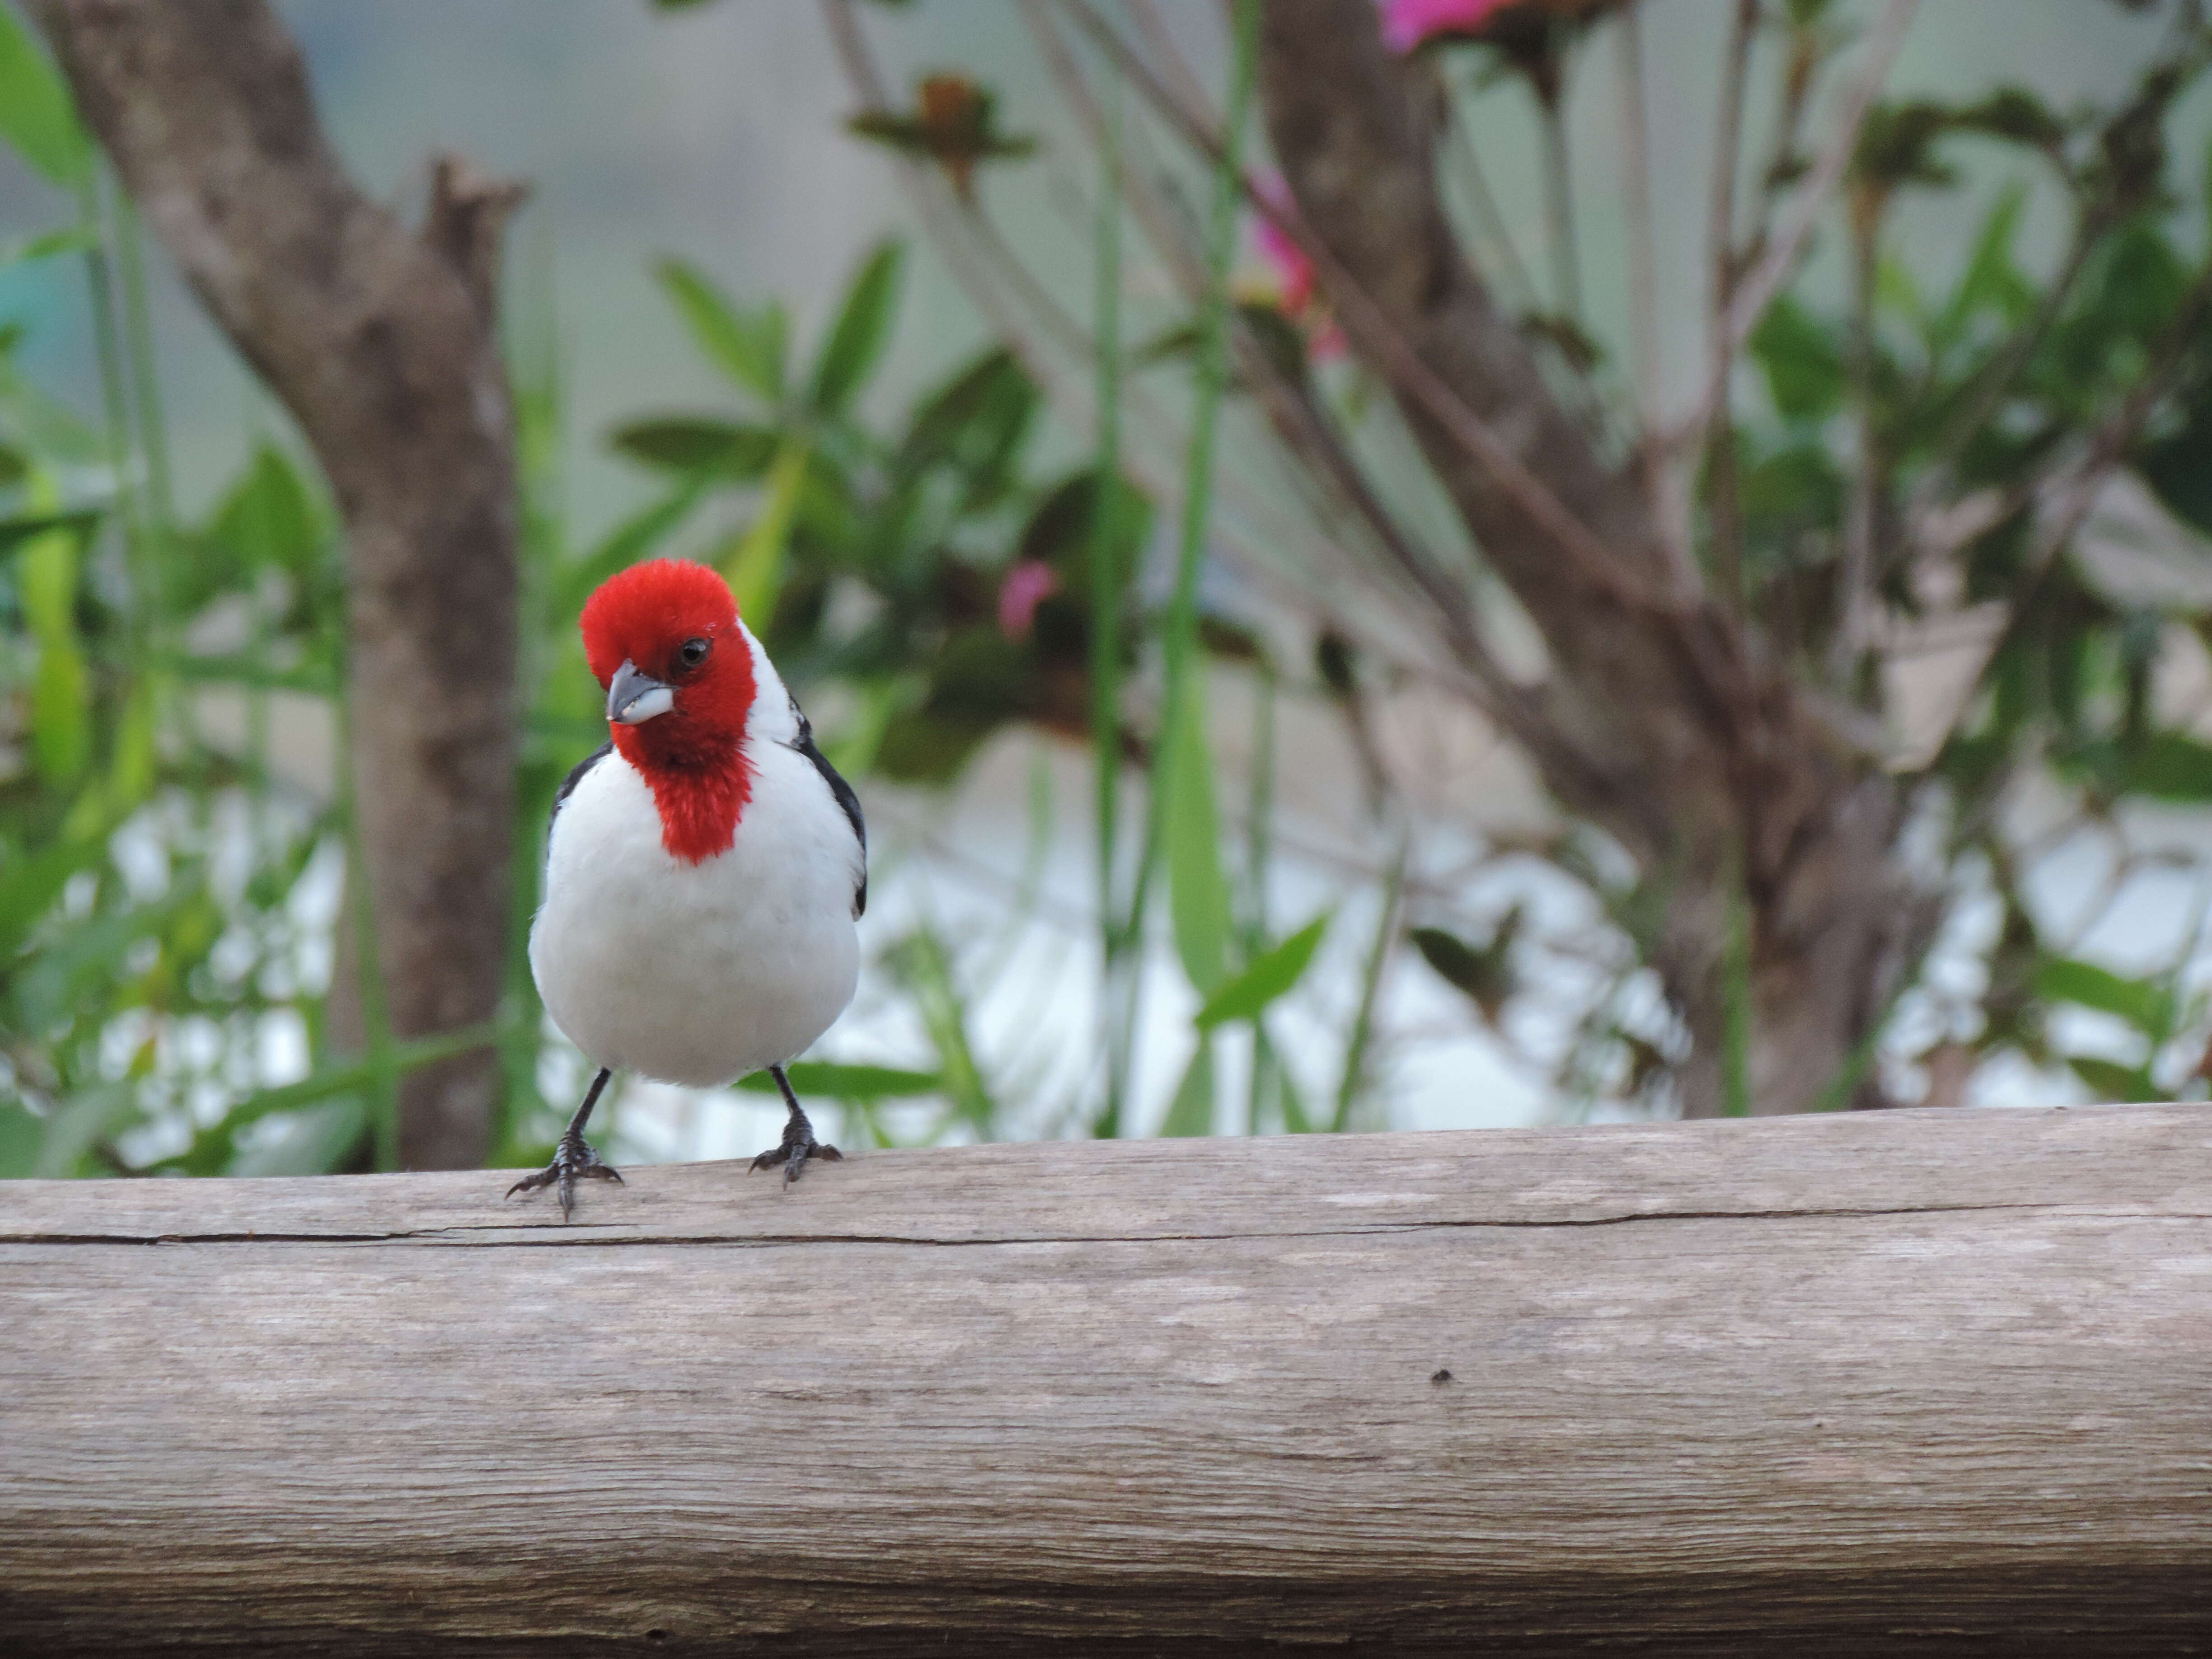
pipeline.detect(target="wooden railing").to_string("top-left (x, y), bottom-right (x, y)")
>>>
top-left (5, 1104), bottom-right (2209, 1654)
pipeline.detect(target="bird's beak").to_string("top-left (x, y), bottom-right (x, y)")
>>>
top-left (607, 659), bottom-right (675, 725)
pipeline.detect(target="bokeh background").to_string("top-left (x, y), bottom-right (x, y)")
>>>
top-left (6, 0), bottom-right (2212, 1181)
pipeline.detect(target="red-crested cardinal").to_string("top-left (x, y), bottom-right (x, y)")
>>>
top-left (507, 558), bottom-right (866, 1215)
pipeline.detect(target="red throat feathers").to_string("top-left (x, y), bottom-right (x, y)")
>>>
top-left (579, 559), bottom-right (759, 862)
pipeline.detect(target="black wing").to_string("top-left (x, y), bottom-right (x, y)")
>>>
top-left (549, 742), bottom-right (612, 836)
top-left (787, 698), bottom-right (867, 918)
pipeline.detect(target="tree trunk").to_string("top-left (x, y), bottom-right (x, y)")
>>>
top-left (33, 0), bottom-right (524, 1165)
top-left (1255, 0), bottom-right (1934, 1112)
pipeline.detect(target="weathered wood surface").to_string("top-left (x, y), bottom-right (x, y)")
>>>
top-left (4, 1105), bottom-right (2210, 1656)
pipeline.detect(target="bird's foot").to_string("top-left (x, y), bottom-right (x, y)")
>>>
top-left (749, 1117), bottom-right (843, 1189)
top-left (506, 1130), bottom-right (623, 1219)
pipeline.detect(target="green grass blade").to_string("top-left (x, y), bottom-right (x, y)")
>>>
top-left (1119, 0), bottom-right (1261, 1123)
top-left (1158, 1038), bottom-right (1216, 1137)
top-left (736, 1063), bottom-right (943, 1099)
top-left (1165, 690), bottom-right (1235, 996)
top-left (1332, 842), bottom-right (1406, 1133)
top-left (1721, 847), bottom-right (1753, 1118)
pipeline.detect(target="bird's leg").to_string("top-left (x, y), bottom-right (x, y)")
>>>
top-left (749, 1064), bottom-right (843, 1189)
top-left (506, 1067), bottom-right (623, 1219)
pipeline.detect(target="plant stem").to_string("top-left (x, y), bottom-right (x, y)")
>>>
top-left (1613, 1), bottom-right (1660, 431)
top-left (1442, 82), bottom-right (1539, 311)
top-left (333, 685), bottom-right (401, 1169)
top-left (1244, 659), bottom-right (1276, 1136)
top-left (112, 193), bottom-right (175, 540)
top-left (1702, 0), bottom-right (1757, 610)
top-left (1089, 45), bottom-right (1131, 1138)
top-left (1536, 84), bottom-right (1583, 329)
top-left (1118, 0), bottom-right (1261, 1116)
top-left (75, 169), bottom-right (145, 620)
top-left (1242, 658), bottom-right (1275, 950)
top-left (1720, 842), bottom-right (1754, 1118)
top-left (1832, 201), bottom-right (1882, 690)
top-left (1332, 835), bottom-right (1406, 1133)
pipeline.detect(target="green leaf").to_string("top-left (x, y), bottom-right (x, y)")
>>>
top-left (32, 1082), bottom-right (135, 1177)
top-left (1141, 300), bottom-right (1311, 386)
top-left (0, 507), bottom-right (98, 558)
top-left (201, 445), bottom-right (324, 574)
top-left (0, 808), bottom-right (109, 961)
top-left (0, 1099), bottom-right (41, 1178)
top-left (2036, 956), bottom-right (2173, 1038)
top-left (24, 665), bottom-right (89, 783)
top-left (1956, 85), bottom-right (2066, 152)
top-left (654, 258), bottom-right (786, 403)
top-left (155, 650), bottom-right (338, 697)
top-left (1930, 183), bottom-right (2031, 355)
top-left (1, 224), bottom-right (94, 264)
top-left (2066, 1055), bottom-right (2160, 1103)
top-left (809, 240), bottom-right (904, 417)
top-left (1158, 1040), bottom-right (1216, 1137)
top-left (1195, 912), bottom-right (1330, 1030)
top-left (1164, 689), bottom-right (1235, 996)
top-left (734, 1062), bottom-right (943, 1098)
top-left (845, 78), bottom-right (1036, 200)
top-left (896, 347), bottom-right (1038, 507)
top-left (1015, 468), bottom-right (1151, 595)
top-left (20, 517), bottom-right (88, 784)
top-left (2120, 732), bottom-right (2212, 801)
top-left (884, 928), bottom-right (996, 1128)
top-left (610, 417), bottom-right (779, 479)
top-left (1410, 907), bottom-right (1521, 1021)
top-left (1749, 295), bottom-right (1844, 422)
top-left (106, 672), bottom-right (155, 811)
top-left (0, 4), bottom-right (88, 185)
top-left (228, 1097), bottom-right (369, 1177)
top-left (153, 1022), bottom-right (502, 1176)
top-left (719, 439), bottom-right (808, 633)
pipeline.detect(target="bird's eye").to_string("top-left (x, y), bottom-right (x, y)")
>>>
top-left (677, 637), bottom-right (711, 670)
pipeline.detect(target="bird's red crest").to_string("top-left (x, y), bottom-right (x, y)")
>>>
top-left (579, 559), bottom-right (758, 862)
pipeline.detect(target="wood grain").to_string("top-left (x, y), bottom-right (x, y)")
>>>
top-left (4, 1105), bottom-right (2210, 1655)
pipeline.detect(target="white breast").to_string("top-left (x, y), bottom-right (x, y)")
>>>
top-left (529, 715), bottom-right (862, 1089)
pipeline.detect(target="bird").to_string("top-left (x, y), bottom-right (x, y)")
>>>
top-left (507, 558), bottom-right (867, 1217)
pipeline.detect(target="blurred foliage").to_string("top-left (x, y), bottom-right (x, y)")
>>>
top-left (609, 241), bottom-right (1153, 785)
top-left (13, 0), bottom-right (2212, 1184)
top-left (847, 73), bottom-right (1038, 201)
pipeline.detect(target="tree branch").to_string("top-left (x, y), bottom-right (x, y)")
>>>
top-left (1675, 0), bottom-right (1921, 458)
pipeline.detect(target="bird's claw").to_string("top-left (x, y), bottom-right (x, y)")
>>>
top-left (750, 1126), bottom-right (842, 1189)
top-left (506, 1130), bottom-right (623, 1219)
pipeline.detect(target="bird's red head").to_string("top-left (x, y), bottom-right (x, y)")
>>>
top-left (579, 559), bottom-right (758, 862)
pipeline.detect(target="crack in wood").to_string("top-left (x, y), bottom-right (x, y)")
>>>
top-left (8, 1200), bottom-right (2198, 1252)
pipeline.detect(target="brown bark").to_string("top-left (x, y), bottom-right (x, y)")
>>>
top-left (33, 0), bottom-right (523, 1165)
top-left (1256, 0), bottom-right (1934, 1112)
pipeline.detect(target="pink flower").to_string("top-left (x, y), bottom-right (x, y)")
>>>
top-left (1247, 176), bottom-right (1309, 314)
top-left (1378, 0), bottom-right (1515, 54)
top-left (1254, 210), bottom-right (1315, 317)
top-left (998, 559), bottom-right (1059, 640)
top-left (1251, 174), bottom-right (1344, 362)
